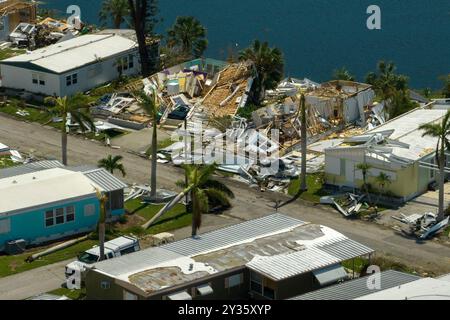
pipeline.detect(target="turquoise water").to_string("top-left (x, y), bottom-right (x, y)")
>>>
top-left (43, 0), bottom-right (450, 89)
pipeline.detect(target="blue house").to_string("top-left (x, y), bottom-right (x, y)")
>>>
top-left (0, 161), bottom-right (127, 252)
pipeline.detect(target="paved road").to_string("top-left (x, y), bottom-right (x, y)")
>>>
top-left (0, 259), bottom-right (71, 300)
top-left (1, 114), bottom-right (450, 299)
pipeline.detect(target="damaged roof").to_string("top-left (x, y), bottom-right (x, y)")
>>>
top-left (202, 62), bottom-right (253, 118)
top-left (90, 213), bottom-right (373, 296)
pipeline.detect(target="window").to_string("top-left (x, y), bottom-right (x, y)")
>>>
top-left (33, 73), bottom-right (46, 86)
top-left (55, 208), bottom-right (64, 225)
top-left (45, 206), bottom-right (76, 227)
top-left (0, 219), bottom-right (11, 234)
top-left (128, 54), bottom-right (134, 69)
top-left (263, 278), bottom-right (276, 300)
top-left (250, 272), bottom-right (262, 293)
top-left (225, 273), bottom-right (244, 289)
top-left (340, 159), bottom-right (346, 176)
top-left (100, 281), bottom-right (110, 289)
top-left (66, 206), bottom-right (75, 222)
top-left (84, 204), bottom-right (96, 216)
top-left (66, 73), bottom-right (78, 86)
top-left (45, 210), bottom-right (54, 227)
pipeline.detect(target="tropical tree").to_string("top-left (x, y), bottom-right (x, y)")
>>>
top-left (167, 16), bottom-right (208, 59)
top-left (440, 74), bottom-right (450, 98)
top-left (388, 89), bottom-right (419, 119)
top-left (45, 93), bottom-right (94, 166)
top-left (177, 164), bottom-right (234, 237)
top-left (135, 88), bottom-right (161, 199)
top-left (99, 0), bottom-right (130, 29)
top-left (94, 188), bottom-right (108, 262)
top-left (419, 111), bottom-right (450, 221)
top-left (375, 172), bottom-right (392, 204)
top-left (239, 40), bottom-right (284, 105)
top-left (299, 94), bottom-right (308, 192)
top-left (128, 0), bottom-right (160, 76)
top-left (98, 155), bottom-right (126, 177)
top-left (365, 61), bottom-right (409, 118)
top-left (356, 162), bottom-right (372, 201)
top-left (141, 164), bottom-right (234, 236)
top-left (333, 67), bottom-right (355, 81)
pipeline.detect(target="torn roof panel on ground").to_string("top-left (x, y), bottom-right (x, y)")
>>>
top-left (90, 214), bottom-right (373, 295)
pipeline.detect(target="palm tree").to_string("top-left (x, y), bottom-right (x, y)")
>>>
top-left (419, 111), bottom-right (450, 221)
top-left (365, 61), bottom-right (409, 118)
top-left (94, 188), bottom-right (108, 262)
top-left (179, 164), bottom-right (234, 237)
top-left (239, 40), bottom-right (284, 105)
top-left (45, 93), bottom-right (94, 166)
top-left (356, 162), bottom-right (372, 201)
top-left (167, 16), bottom-right (208, 58)
top-left (98, 155), bottom-right (126, 177)
top-left (135, 88), bottom-right (161, 199)
top-left (333, 67), bottom-right (355, 81)
top-left (99, 0), bottom-right (130, 29)
top-left (128, 0), bottom-right (160, 76)
top-left (299, 94), bottom-right (307, 192)
top-left (375, 172), bottom-right (392, 204)
top-left (141, 163), bottom-right (234, 236)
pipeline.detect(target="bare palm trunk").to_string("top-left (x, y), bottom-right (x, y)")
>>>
top-left (114, 16), bottom-right (122, 29)
top-left (128, 0), bottom-right (152, 77)
top-left (438, 147), bottom-right (445, 221)
top-left (98, 196), bottom-right (106, 261)
top-left (300, 94), bottom-right (307, 192)
top-left (191, 191), bottom-right (199, 237)
top-left (61, 113), bottom-right (68, 166)
top-left (141, 187), bottom-right (191, 229)
top-left (150, 120), bottom-right (158, 198)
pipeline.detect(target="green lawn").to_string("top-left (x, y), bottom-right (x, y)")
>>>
top-left (0, 156), bottom-right (16, 169)
top-left (48, 288), bottom-right (86, 300)
top-left (0, 103), bottom-right (52, 124)
top-left (287, 173), bottom-right (329, 203)
top-left (0, 240), bottom-right (97, 278)
top-left (0, 48), bottom-right (26, 60)
top-left (124, 199), bottom-right (191, 236)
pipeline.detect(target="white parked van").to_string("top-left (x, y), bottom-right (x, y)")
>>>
top-left (65, 235), bottom-right (140, 289)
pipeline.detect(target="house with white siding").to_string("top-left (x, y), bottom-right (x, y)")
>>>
top-left (0, 32), bottom-right (140, 97)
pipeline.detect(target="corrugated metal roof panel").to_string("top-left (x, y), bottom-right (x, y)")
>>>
top-left (161, 214), bottom-right (304, 257)
top-left (83, 168), bottom-right (127, 192)
top-left (247, 247), bottom-right (341, 281)
top-left (0, 160), bottom-right (63, 179)
top-left (92, 247), bottom-right (183, 277)
top-left (246, 238), bottom-right (374, 281)
top-left (291, 270), bottom-right (421, 300)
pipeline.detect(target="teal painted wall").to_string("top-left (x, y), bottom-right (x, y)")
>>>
top-left (0, 197), bottom-right (101, 250)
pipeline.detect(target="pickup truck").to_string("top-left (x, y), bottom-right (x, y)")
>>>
top-left (65, 235), bottom-right (140, 289)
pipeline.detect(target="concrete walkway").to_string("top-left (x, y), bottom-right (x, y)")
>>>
top-left (0, 259), bottom-right (72, 300)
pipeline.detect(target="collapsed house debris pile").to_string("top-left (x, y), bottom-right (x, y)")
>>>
top-left (393, 213), bottom-right (450, 240)
top-left (321, 193), bottom-right (367, 217)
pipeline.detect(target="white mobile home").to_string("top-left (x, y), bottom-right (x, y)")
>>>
top-left (0, 32), bottom-right (140, 97)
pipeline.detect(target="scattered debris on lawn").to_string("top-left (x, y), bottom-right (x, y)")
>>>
top-left (392, 213), bottom-right (450, 240)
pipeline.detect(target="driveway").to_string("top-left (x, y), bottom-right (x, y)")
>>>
top-left (0, 259), bottom-right (71, 300)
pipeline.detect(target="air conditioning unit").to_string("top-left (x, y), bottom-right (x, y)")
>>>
top-left (5, 239), bottom-right (27, 255)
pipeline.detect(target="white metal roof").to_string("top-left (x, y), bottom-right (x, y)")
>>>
top-left (1, 34), bottom-right (137, 74)
top-left (291, 270), bottom-right (421, 300)
top-left (246, 226), bottom-right (374, 281)
top-left (356, 278), bottom-right (450, 300)
top-left (0, 168), bottom-right (96, 215)
top-left (0, 142), bottom-right (9, 152)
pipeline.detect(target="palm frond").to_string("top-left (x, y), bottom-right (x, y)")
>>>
top-left (201, 179), bottom-right (234, 198)
top-left (204, 189), bottom-right (231, 208)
